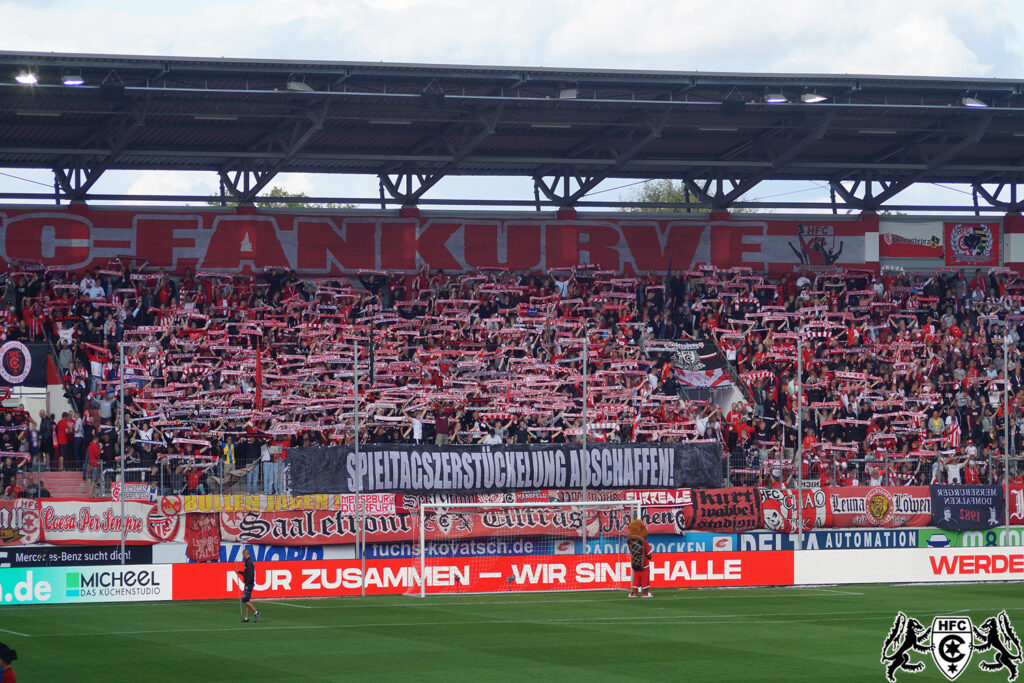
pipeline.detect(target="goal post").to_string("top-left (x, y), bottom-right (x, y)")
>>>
top-left (408, 500), bottom-right (643, 597)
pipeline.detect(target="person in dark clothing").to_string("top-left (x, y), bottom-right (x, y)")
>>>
top-left (0, 457), bottom-right (19, 494)
top-left (38, 411), bottom-right (53, 471)
top-left (0, 641), bottom-right (17, 683)
top-left (237, 547), bottom-right (261, 623)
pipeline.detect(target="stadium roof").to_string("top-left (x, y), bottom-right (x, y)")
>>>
top-left (2, 51), bottom-right (1024, 212)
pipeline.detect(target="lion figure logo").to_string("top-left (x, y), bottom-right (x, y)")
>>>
top-left (974, 611), bottom-right (1023, 682)
top-left (869, 494), bottom-right (890, 521)
top-left (881, 612), bottom-right (931, 682)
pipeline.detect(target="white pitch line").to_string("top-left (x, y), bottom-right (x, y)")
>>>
top-left (272, 601), bottom-right (313, 609)
top-left (811, 588), bottom-right (865, 596)
top-left (254, 588), bottom-right (865, 609)
top-left (0, 627), bottom-right (30, 637)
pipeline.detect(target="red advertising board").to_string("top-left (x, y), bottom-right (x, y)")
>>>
top-left (171, 551), bottom-right (794, 599)
top-left (0, 208), bottom-right (874, 276)
top-left (944, 221), bottom-right (1000, 267)
top-left (826, 486), bottom-right (931, 528)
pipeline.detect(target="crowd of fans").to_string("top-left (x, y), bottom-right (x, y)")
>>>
top-left (0, 256), bottom-right (1023, 499)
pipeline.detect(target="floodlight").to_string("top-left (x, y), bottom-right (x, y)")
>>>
top-left (14, 70), bottom-right (37, 85)
top-left (801, 92), bottom-right (827, 103)
top-left (962, 95), bottom-right (987, 108)
top-left (61, 68), bottom-right (84, 86)
top-left (286, 77), bottom-right (314, 92)
top-left (764, 92), bottom-right (788, 103)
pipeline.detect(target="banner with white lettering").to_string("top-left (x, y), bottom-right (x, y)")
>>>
top-left (38, 498), bottom-right (185, 545)
top-left (930, 485), bottom-right (1004, 530)
top-left (286, 442), bottom-right (722, 495)
top-left (827, 486), bottom-right (931, 528)
top-left (1, 545), bottom-right (154, 567)
top-left (0, 207), bottom-right (873, 277)
top-left (170, 551), bottom-right (795, 599)
top-left (758, 487), bottom-right (830, 533)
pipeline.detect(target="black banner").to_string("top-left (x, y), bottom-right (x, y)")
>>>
top-left (0, 341), bottom-right (48, 387)
top-left (287, 441), bottom-right (723, 495)
top-left (0, 544), bottom-right (153, 567)
top-left (930, 485), bottom-right (1004, 530)
top-left (671, 340), bottom-right (731, 388)
top-left (690, 487), bottom-right (761, 532)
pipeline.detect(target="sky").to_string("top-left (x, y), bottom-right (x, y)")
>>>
top-left (1, 0), bottom-right (1024, 212)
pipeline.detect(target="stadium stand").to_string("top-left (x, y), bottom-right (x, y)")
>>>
top-left (0, 258), bottom-right (1021, 498)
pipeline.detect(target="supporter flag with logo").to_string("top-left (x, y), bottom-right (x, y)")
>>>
top-left (0, 341), bottom-right (48, 387)
top-left (672, 340), bottom-right (732, 388)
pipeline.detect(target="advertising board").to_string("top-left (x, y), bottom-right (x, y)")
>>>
top-left (0, 564), bottom-right (173, 605)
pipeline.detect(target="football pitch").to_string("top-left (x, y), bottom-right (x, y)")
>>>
top-left (1, 583), bottom-right (1021, 681)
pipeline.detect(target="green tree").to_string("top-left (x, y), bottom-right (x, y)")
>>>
top-left (624, 179), bottom-right (788, 214)
top-left (625, 179), bottom-right (703, 213)
top-left (209, 185), bottom-right (355, 209)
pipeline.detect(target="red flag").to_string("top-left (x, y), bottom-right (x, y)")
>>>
top-left (255, 338), bottom-right (263, 411)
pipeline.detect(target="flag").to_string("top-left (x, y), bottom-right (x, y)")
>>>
top-left (369, 322), bottom-right (375, 385)
top-left (255, 338), bottom-right (263, 411)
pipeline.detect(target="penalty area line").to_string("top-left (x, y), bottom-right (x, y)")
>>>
top-left (271, 601), bottom-right (314, 608)
top-left (0, 627), bottom-right (30, 637)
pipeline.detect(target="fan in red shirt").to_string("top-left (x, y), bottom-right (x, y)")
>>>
top-left (86, 434), bottom-right (102, 498)
top-left (800, 427), bottom-right (818, 459)
top-left (627, 518), bottom-right (652, 598)
top-left (963, 460), bottom-right (981, 485)
top-left (0, 641), bottom-right (17, 682)
top-left (55, 411), bottom-right (72, 470)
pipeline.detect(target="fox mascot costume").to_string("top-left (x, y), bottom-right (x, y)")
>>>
top-left (627, 518), bottom-right (652, 598)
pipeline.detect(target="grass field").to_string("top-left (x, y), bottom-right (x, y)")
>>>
top-left (1, 583), bottom-right (1022, 681)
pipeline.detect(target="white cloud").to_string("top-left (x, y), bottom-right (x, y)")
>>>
top-left (87, 170), bottom-right (220, 205)
top-left (272, 173), bottom-right (317, 196)
top-left (0, 0), bottom-right (1013, 77)
top-left (1, 1), bottom-right (1023, 206)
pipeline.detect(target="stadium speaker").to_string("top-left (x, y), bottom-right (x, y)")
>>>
top-left (421, 92), bottom-right (445, 109)
top-left (99, 82), bottom-right (126, 102)
top-left (720, 100), bottom-right (746, 116)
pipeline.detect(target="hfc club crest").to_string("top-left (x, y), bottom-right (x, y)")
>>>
top-left (931, 616), bottom-right (973, 680)
top-left (882, 611), bottom-right (1022, 681)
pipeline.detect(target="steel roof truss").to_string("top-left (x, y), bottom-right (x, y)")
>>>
top-left (217, 100), bottom-right (330, 203)
top-left (52, 97), bottom-right (149, 200)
